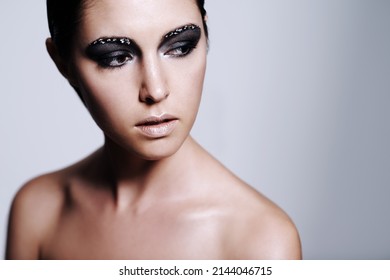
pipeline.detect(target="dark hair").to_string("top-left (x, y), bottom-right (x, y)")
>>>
top-left (47, 0), bottom-right (208, 59)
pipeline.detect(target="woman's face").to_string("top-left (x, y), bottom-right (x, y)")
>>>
top-left (68, 0), bottom-right (207, 160)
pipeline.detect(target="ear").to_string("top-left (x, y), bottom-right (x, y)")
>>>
top-left (45, 38), bottom-right (78, 87)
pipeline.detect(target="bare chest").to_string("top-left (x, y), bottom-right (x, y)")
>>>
top-left (41, 205), bottom-right (225, 259)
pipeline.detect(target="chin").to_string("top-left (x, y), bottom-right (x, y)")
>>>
top-left (104, 127), bottom-right (190, 161)
top-left (133, 145), bottom-right (181, 161)
top-left (128, 136), bottom-right (187, 161)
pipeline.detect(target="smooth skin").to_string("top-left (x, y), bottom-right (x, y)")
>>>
top-left (6, 0), bottom-right (301, 260)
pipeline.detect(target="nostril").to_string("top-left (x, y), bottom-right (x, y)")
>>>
top-left (145, 97), bottom-right (155, 105)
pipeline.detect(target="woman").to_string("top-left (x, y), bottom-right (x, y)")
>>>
top-left (6, 0), bottom-right (301, 259)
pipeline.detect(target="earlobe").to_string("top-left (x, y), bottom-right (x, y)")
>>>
top-left (45, 38), bottom-right (78, 87)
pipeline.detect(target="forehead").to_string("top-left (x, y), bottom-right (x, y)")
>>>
top-left (80, 0), bottom-right (201, 43)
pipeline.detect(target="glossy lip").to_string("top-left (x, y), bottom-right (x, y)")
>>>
top-left (135, 114), bottom-right (178, 138)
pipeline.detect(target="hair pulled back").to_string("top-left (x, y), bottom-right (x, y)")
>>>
top-left (47, 0), bottom-right (208, 59)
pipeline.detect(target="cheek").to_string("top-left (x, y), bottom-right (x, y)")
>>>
top-left (75, 65), bottom-right (141, 129)
top-left (170, 54), bottom-right (207, 117)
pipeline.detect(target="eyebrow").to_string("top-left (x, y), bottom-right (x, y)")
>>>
top-left (163, 24), bottom-right (201, 39)
top-left (89, 37), bottom-right (132, 47)
top-left (86, 24), bottom-right (201, 49)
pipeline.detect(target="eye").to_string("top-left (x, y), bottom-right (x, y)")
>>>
top-left (97, 51), bottom-right (134, 68)
top-left (165, 43), bottom-right (196, 58)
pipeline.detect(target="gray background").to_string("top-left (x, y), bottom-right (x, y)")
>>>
top-left (1, 0), bottom-right (389, 259)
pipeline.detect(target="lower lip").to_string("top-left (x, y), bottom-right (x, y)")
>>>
top-left (136, 120), bottom-right (178, 138)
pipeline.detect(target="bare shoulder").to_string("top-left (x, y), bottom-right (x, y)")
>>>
top-left (192, 143), bottom-right (301, 259)
top-left (4, 149), bottom-right (98, 260)
top-left (6, 170), bottom-right (68, 259)
top-left (5, 149), bottom-right (104, 259)
top-left (222, 179), bottom-right (302, 259)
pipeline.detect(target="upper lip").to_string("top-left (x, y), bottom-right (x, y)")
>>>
top-left (135, 114), bottom-right (178, 126)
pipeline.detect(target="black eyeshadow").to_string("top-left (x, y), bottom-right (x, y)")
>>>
top-left (86, 37), bottom-right (139, 59)
top-left (85, 24), bottom-right (202, 66)
top-left (163, 24), bottom-right (201, 39)
top-left (160, 24), bottom-right (201, 50)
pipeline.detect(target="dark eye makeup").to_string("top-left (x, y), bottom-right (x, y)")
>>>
top-left (160, 24), bottom-right (201, 58)
top-left (86, 37), bottom-right (138, 68)
top-left (86, 24), bottom-right (202, 69)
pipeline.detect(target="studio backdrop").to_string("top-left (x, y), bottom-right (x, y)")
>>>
top-left (1, 0), bottom-right (389, 259)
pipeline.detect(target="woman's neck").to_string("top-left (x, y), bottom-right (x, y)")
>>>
top-left (99, 135), bottom-right (199, 209)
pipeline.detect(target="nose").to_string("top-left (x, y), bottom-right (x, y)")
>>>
top-left (139, 55), bottom-right (169, 105)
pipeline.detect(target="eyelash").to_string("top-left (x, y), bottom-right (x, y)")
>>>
top-left (164, 42), bottom-right (197, 58)
top-left (96, 51), bottom-right (134, 69)
top-left (96, 41), bottom-right (197, 69)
